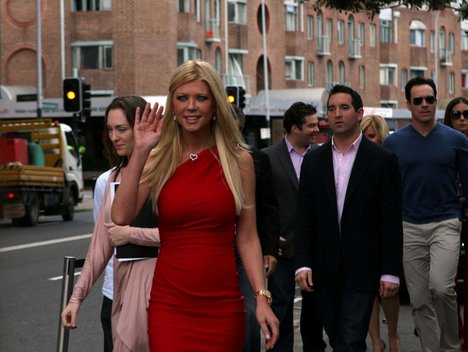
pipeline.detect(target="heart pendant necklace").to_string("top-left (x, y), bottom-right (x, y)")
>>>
top-left (189, 153), bottom-right (198, 161)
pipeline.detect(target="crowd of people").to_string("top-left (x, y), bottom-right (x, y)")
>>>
top-left (61, 60), bottom-right (468, 352)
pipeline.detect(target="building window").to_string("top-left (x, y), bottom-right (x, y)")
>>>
top-left (307, 61), bottom-right (315, 86)
top-left (462, 70), bottom-right (468, 89)
top-left (440, 26), bottom-right (446, 54)
top-left (463, 31), bottom-right (468, 51)
top-left (448, 32), bottom-right (455, 53)
top-left (401, 69), bottom-right (408, 90)
top-left (369, 24), bottom-right (376, 47)
top-left (215, 48), bottom-right (222, 74)
top-left (307, 16), bottom-right (314, 40)
top-left (72, 0), bottom-right (111, 11)
top-left (177, 0), bottom-right (190, 13)
top-left (177, 44), bottom-right (201, 66)
top-left (326, 60), bottom-right (333, 87)
top-left (410, 68), bottom-right (425, 78)
top-left (72, 41), bottom-right (113, 69)
top-left (409, 20), bottom-right (426, 47)
top-left (228, 0), bottom-right (246, 24)
top-left (227, 52), bottom-right (246, 86)
top-left (380, 65), bottom-right (397, 86)
top-left (380, 20), bottom-right (392, 43)
top-left (195, 0), bottom-right (201, 22)
top-left (284, 2), bottom-right (298, 31)
top-left (337, 20), bottom-right (345, 44)
top-left (317, 11), bottom-right (323, 40)
top-left (430, 31), bottom-right (435, 53)
top-left (410, 29), bottom-right (425, 47)
top-left (326, 19), bottom-right (333, 43)
top-left (359, 66), bottom-right (365, 89)
top-left (285, 56), bottom-right (304, 80)
top-left (449, 72), bottom-right (455, 93)
top-left (338, 61), bottom-right (346, 83)
top-left (358, 23), bottom-right (365, 46)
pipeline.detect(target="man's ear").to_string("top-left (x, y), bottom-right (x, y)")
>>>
top-left (357, 108), bottom-right (364, 123)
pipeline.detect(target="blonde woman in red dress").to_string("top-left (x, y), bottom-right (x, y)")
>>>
top-left (112, 60), bottom-right (279, 351)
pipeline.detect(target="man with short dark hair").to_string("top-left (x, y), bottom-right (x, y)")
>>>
top-left (263, 102), bottom-right (325, 352)
top-left (383, 76), bottom-right (468, 351)
top-left (295, 85), bottom-right (403, 351)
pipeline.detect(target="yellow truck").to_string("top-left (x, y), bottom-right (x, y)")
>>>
top-left (0, 118), bottom-right (84, 225)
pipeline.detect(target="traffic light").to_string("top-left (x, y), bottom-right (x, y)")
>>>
top-left (225, 86), bottom-right (239, 106)
top-left (63, 78), bottom-right (82, 113)
top-left (225, 86), bottom-right (246, 110)
top-left (81, 82), bottom-right (92, 121)
top-left (238, 87), bottom-right (246, 109)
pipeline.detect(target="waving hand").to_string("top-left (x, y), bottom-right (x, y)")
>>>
top-left (134, 102), bottom-right (165, 154)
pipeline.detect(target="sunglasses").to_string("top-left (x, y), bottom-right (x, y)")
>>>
top-left (450, 110), bottom-right (468, 120)
top-left (411, 96), bottom-right (436, 105)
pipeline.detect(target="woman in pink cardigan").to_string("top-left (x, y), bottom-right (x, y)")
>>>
top-left (61, 96), bottom-right (160, 351)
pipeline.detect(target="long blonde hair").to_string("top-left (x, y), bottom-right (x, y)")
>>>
top-left (141, 60), bottom-right (249, 214)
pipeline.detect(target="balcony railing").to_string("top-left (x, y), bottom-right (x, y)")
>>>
top-left (439, 49), bottom-right (453, 66)
top-left (348, 39), bottom-right (362, 59)
top-left (205, 18), bottom-right (220, 43)
top-left (316, 35), bottom-right (330, 56)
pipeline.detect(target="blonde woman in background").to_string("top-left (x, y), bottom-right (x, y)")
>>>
top-left (360, 115), bottom-right (401, 352)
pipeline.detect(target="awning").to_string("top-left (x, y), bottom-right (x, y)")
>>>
top-left (410, 20), bottom-right (426, 30)
top-left (245, 88), bottom-right (329, 118)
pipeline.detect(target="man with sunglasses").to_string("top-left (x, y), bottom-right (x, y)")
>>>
top-left (383, 76), bottom-right (468, 351)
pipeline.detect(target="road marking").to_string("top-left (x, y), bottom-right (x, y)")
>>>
top-left (0, 233), bottom-right (92, 253)
top-left (49, 272), bottom-right (81, 281)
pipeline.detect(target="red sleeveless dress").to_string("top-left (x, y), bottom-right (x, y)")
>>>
top-left (147, 149), bottom-right (246, 351)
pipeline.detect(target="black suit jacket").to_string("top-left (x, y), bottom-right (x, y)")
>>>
top-left (295, 137), bottom-right (403, 291)
top-left (263, 139), bottom-right (317, 258)
top-left (250, 147), bottom-right (280, 257)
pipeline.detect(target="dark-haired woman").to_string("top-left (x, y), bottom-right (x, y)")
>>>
top-left (444, 96), bottom-right (468, 350)
top-left (61, 96), bottom-right (160, 351)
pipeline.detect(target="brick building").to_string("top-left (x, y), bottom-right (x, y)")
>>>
top-left (1, 0), bottom-right (465, 101)
top-left (1, 0), bottom-right (466, 159)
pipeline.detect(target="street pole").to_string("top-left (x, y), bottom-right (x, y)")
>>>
top-left (261, 0), bottom-right (271, 145)
top-left (434, 10), bottom-right (439, 97)
top-left (36, 0), bottom-right (43, 118)
top-left (60, 0), bottom-right (65, 81)
top-left (224, 0), bottom-right (229, 81)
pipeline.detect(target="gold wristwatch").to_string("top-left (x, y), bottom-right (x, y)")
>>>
top-left (255, 289), bottom-right (272, 305)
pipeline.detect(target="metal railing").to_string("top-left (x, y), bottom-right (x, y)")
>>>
top-left (56, 256), bottom-right (85, 352)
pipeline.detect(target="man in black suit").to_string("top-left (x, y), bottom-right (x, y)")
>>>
top-left (233, 106), bottom-right (280, 352)
top-left (263, 102), bottom-right (325, 352)
top-left (295, 85), bottom-right (403, 352)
